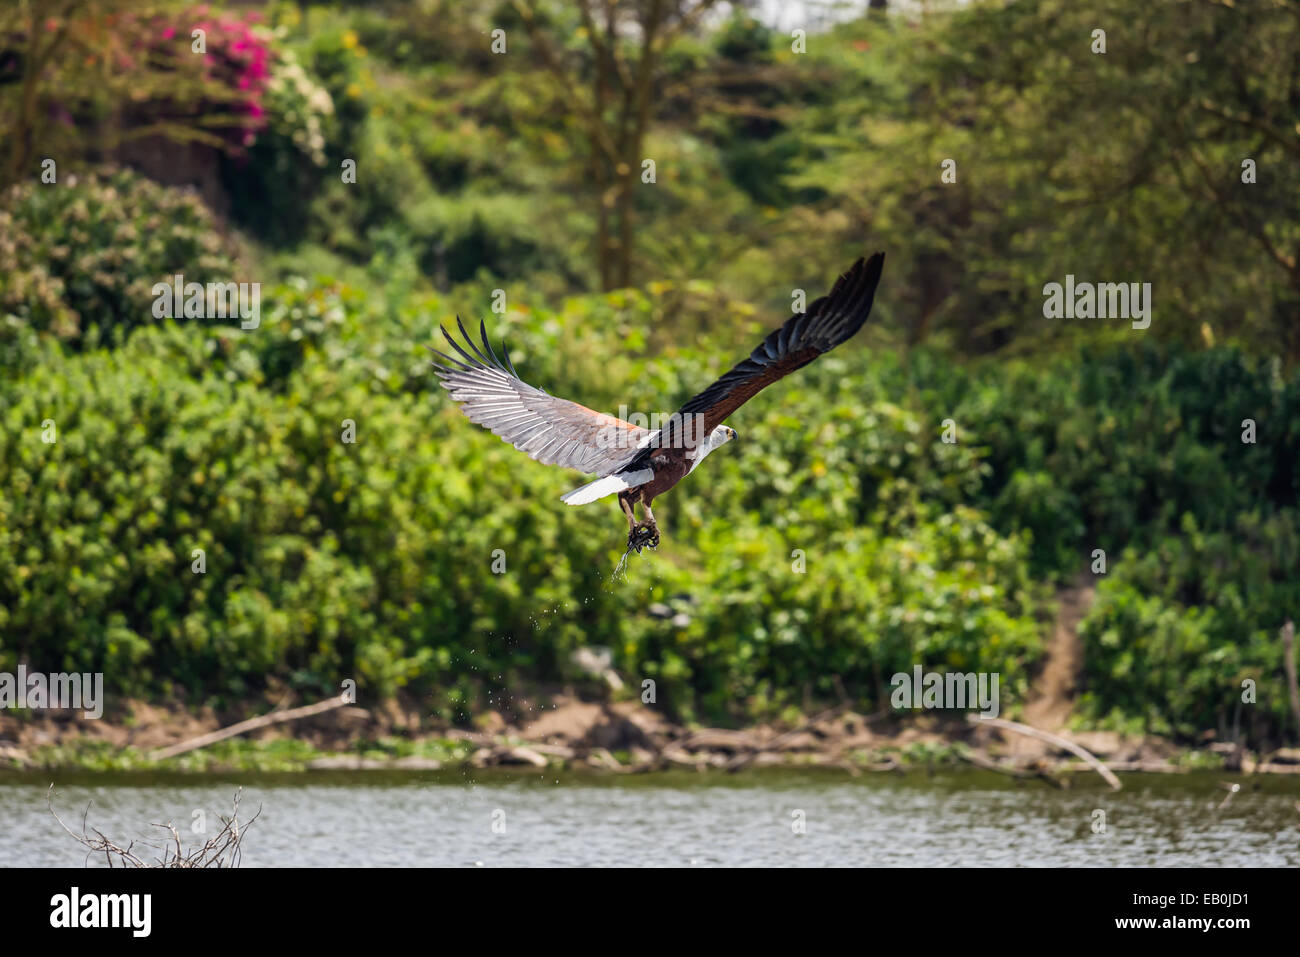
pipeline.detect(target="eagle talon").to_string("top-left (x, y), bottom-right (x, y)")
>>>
top-left (627, 522), bottom-right (659, 553)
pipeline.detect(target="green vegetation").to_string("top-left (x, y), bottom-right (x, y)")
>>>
top-left (0, 169), bottom-right (240, 351)
top-left (19, 735), bottom-right (469, 773)
top-left (1, 1), bottom-right (1298, 749)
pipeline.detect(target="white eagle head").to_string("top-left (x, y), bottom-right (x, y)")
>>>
top-left (711, 425), bottom-right (737, 447)
top-left (685, 424), bottom-right (736, 475)
top-left (697, 424), bottom-right (736, 457)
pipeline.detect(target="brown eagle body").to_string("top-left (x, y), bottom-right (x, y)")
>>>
top-left (430, 253), bottom-right (885, 553)
top-left (615, 445), bottom-right (692, 548)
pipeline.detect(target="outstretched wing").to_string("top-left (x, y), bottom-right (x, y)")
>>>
top-left (429, 318), bottom-right (647, 476)
top-left (639, 252), bottom-right (885, 458)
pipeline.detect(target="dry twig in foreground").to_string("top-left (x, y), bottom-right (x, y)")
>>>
top-left (48, 786), bottom-right (259, 868)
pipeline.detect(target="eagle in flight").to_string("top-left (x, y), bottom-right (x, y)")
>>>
top-left (430, 253), bottom-right (885, 553)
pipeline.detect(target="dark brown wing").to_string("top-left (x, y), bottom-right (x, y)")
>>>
top-left (634, 253), bottom-right (884, 461)
top-left (429, 318), bottom-right (647, 475)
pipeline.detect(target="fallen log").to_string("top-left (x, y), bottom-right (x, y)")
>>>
top-left (150, 696), bottom-right (354, 761)
top-left (526, 742), bottom-right (577, 759)
top-left (968, 714), bottom-right (1121, 790)
top-left (957, 746), bottom-right (1039, 779)
top-left (501, 746), bottom-right (548, 767)
top-left (660, 747), bottom-right (709, 770)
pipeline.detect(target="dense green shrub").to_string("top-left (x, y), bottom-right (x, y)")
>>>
top-left (0, 276), bottom-right (1044, 722)
top-left (0, 169), bottom-right (241, 350)
top-left (5, 233), bottom-right (1298, 738)
top-left (882, 344), bottom-right (1300, 579)
top-left (1078, 512), bottom-right (1300, 742)
top-left (2, 233), bottom-right (1296, 739)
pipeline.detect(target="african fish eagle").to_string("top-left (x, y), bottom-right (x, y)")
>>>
top-left (430, 253), bottom-right (885, 552)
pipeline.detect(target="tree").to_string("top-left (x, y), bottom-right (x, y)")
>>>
top-left (784, 0), bottom-right (1300, 361)
top-left (512, 0), bottom-right (727, 290)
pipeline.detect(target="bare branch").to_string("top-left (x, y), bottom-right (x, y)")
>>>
top-left (49, 786), bottom-right (260, 868)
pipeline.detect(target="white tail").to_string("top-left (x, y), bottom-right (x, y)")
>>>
top-left (560, 468), bottom-right (654, 506)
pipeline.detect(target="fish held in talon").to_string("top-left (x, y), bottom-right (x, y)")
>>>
top-left (627, 522), bottom-right (659, 554)
top-left (429, 253), bottom-right (885, 558)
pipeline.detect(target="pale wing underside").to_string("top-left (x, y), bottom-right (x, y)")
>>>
top-left (430, 319), bottom-right (647, 476)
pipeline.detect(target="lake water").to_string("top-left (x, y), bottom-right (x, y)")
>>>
top-left (3, 769), bottom-right (1298, 867)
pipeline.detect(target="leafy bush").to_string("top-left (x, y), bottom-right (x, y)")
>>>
top-left (222, 36), bottom-right (342, 245)
top-left (0, 274), bottom-right (1044, 723)
top-left (947, 345), bottom-right (1300, 578)
top-left (0, 168), bottom-right (240, 349)
top-left (3, 221), bottom-right (1297, 740)
top-left (1078, 512), bottom-right (1300, 741)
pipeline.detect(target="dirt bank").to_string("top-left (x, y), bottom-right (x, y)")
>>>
top-left (4, 692), bottom-right (1299, 780)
